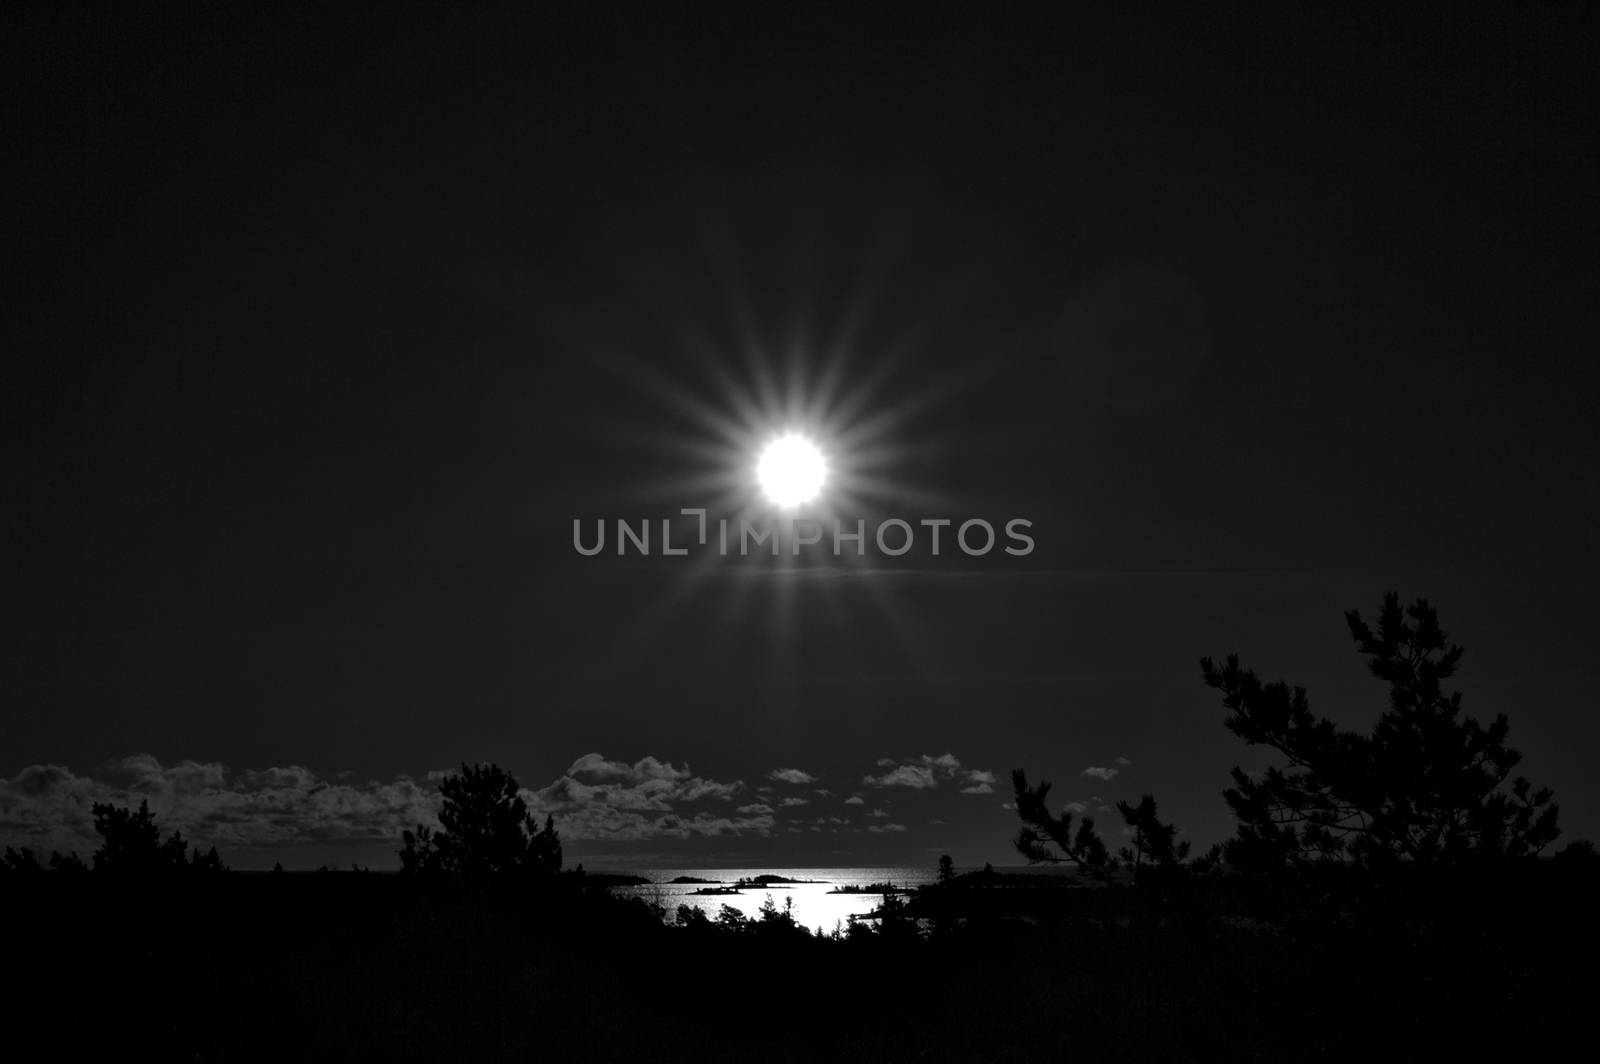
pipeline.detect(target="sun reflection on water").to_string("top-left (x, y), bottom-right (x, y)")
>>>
top-left (607, 866), bottom-right (937, 934)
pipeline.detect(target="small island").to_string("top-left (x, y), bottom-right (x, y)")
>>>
top-left (573, 871), bottom-right (652, 888)
top-left (667, 875), bottom-right (721, 885)
top-left (826, 882), bottom-right (915, 895)
top-left (730, 874), bottom-right (825, 889)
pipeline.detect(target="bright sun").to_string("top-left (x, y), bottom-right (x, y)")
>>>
top-left (756, 434), bottom-right (827, 508)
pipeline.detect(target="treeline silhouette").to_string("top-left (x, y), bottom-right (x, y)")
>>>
top-left (3, 796), bottom-right (224, 875)
top-left (4, 593), bottom-right (1596, 1061)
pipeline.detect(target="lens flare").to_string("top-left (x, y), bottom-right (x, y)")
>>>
top-left (756, 434), bottom-right (827, 507)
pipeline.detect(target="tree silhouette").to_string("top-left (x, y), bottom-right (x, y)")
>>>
top-left (188, 845), bottom-right (227, 873)
top-left (674, 903), bottom-right (712, 931)
top-left (89, 799), bottom-right (227, 874)
top-left (49, 850), bottom-right (88, 873)
top-left (1011, 769), bottom-right (1114, 879)
top-left (399, 763), bottom-right (561, 879)
top-left (1115, 794), bottom-right (1190, 881)
top-left (399, 824), bottom-right (443, 875)
top-left (1202, 592), bottom-right (1561, 867)
top-left (1012, 776), bottom-right (1221, 887)
top-left (1555, 839), bottom-right (1596, 864)
top-left (937, 854), bottom-right (955, 883)
top-left (755, 893), bottom-right (804, 937)
top-left (2, 845), bottom-right (42, 874)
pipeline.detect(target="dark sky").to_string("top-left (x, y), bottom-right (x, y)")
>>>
top-left (9, 5), bottom-right (1598, 869)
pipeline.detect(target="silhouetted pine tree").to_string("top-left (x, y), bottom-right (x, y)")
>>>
top-left (399, 763), bottom-right (561, 879)
top-left (1202, 592), bottom-right (1560, 867)
top-left (49, 851), bottom-right (88, 873)
top-left (89, 799), bottom-right (229, 874)
top-left (2, 845), bottom-right (42, 874)
top-left (1115, 795), bottom-right (1189, 882)
top-left (398, 824), bottom-right (443, 875)
top-left (1011, 769), bottom-right (1114, 879)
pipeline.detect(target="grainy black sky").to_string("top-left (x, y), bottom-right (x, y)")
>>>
top-left (9, 5), bottom-right (1597, 868)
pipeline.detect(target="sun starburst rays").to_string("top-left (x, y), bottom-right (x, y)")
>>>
top-left (560, 230), bottom-right (998, 700)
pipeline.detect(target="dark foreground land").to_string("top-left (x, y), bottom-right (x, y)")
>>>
top-left (11, 860), bottom-right (1598, 1062)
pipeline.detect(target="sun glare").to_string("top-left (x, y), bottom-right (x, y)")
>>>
top-left (756, 434), bottom-right (827, 508)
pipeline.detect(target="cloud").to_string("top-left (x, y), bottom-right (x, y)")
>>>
top-left (865, 753), bottom-right (994, 792)
top-left (1114, 756), bottom-right (1132, 766)
top-left (565, 753), bottom-right (693, 784)
top-left (528, 754), bottom-right (757, 839)
top-left (867, 823), bottom-right (908, 833)
top-left (0, 756), bottom-right (437, 855)
top-left (767, 768), bottom-right (817, 785)
top-left (778, 797), bottom-right (810, 808)
top-left (863, 763), bottom-right (937, 789)
top-left (0, 751), bottom-right (764, 856)
top-left (532, 755), bottom-right (740, 817)
top-left (868, 807), bottom-right (889, 818)
top-left (843, 795), bottom-right (865, 805)
top-left (1082, 766), bottom-right (1120, 781)
top-left (959, 769), bottom-right (996, 795)
top-left (1063, 801), bottom-right (1087, 814)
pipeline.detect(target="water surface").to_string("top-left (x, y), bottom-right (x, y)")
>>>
top-left (607, 866), bottom-right (938, 934)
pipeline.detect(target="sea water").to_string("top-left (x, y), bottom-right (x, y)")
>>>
top-left (606, 866), bottom-right (939, 935)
